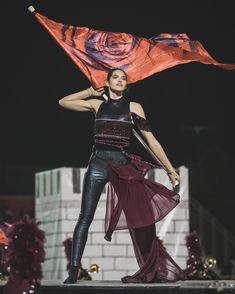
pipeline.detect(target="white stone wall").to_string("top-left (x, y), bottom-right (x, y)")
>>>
top-left (35, 166), bottom-right (189, 280)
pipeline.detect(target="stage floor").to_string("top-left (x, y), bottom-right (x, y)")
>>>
top-left (1, 279), bottom-right (235, 293)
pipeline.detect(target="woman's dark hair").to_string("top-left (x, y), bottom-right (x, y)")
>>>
top-left (107, 67), bottom-right (128, 81)
top-left (105, 67), bottom-right (130, 99)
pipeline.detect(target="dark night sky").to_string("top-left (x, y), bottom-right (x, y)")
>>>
top-left (0, 1), bottom-right (235, 233)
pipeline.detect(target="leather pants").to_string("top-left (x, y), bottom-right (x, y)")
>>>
top-left (71, 148), bottom-right (127, 266)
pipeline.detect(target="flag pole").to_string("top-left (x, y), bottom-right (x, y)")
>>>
top-left (132, 129), bottom-right (179, 187)
top-left (132, 129), bottom-right (165, 170)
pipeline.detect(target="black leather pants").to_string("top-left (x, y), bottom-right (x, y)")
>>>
top-left (71, 148), bottom-right (127, 266)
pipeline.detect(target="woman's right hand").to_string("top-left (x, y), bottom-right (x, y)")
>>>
top-left (87, 86), bottom-right (105, 97)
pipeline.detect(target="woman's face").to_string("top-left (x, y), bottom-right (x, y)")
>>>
top-left (106, 69), bottom-right (127, 94)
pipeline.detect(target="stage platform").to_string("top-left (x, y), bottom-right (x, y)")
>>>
top-left (1, 280), bottom-right (235, 294)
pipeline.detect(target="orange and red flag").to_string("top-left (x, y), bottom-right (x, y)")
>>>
top-left (32, 10), bottom-right (235, 88)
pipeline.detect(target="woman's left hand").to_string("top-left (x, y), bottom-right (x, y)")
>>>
top-left (87, 86), bottom-right (105, 97)
top-left (167, 169), bottom-right (180, 188)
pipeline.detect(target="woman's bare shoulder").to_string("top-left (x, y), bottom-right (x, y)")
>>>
top-left (130, 101), bottom-right (145, 116)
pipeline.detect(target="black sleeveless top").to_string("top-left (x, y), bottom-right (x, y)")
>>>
top-left (94, 97), bottom-right (133, 151)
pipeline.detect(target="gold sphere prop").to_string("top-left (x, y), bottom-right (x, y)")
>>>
top-left (88, 264), bottom-right (101, 274)
top-left (204, 257), bottom-right (217, 269)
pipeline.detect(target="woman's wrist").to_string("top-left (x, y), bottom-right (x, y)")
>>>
top-left (166, 168), bottom-right (176, 175)
top-left (86, 87), bottom-right (93, 97)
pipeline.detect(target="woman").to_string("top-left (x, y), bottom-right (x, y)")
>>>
top-left (59, 68), bottom-right (185, 284)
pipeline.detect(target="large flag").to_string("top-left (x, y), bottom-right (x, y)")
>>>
top-left (30, 7), bottom-right (235, 88)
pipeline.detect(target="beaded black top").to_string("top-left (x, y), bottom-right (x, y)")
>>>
top-left (94, 97), bottom-right (132, 150)
top-left (94, 97), bottom-right (151, 150)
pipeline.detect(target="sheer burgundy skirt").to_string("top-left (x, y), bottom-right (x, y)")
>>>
top-left (105, 154), bottom-right (187, 283)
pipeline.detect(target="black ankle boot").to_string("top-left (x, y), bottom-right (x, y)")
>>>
top-left (78, 268), bottom-right (92, 280)
top-left (63, 265), bottom-right (79, 284)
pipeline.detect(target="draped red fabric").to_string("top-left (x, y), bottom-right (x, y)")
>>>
top-left (34, 11), bottom-right (235, 88)
top-left (105, 155), bottom-right (187, 282)
top-left (124, 227), bottom-right (187, 282)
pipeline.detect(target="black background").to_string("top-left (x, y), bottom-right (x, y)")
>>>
top-left (0, 1), bottom-right (234, 234)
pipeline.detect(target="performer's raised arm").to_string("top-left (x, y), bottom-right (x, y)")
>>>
top-left (58, 86), bottom-right (104, 112)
